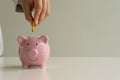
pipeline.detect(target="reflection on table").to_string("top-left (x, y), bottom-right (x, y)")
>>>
top-left (19, 69), bottom-right (49, 80)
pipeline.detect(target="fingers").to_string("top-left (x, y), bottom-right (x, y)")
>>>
top-left (21, 0), bottom-right (50, 26)
top-left (34, 0), bottom-right (50, 26)
top-left (21, 0), bottom-right (33, 23)
top-left (45, 0), bottom-right (50, 18)
top-left (34, 0), bottom-right (42, 26)
top-left (24, 7), bottom-right (33, 23)
top-left (38, 0), bottom-right (47, 25)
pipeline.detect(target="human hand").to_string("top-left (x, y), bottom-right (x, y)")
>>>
top-left (21, 0), bottom-right (50, 26)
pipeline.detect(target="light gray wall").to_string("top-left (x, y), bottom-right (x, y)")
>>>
top-left (0, 0), bottom-right (120, 57)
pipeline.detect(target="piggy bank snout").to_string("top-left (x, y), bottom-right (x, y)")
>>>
top-left (28, 49), bottom-right (38, 58)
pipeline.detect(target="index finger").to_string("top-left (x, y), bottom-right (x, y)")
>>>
top-left (34, 0), bottom-right (42, 26)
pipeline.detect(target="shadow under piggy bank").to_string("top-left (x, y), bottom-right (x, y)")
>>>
top-left (19, 69), bottom-right (50, 80)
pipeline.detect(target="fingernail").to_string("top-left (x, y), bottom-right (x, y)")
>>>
top-left (35, 21), bottom-right (37, 26)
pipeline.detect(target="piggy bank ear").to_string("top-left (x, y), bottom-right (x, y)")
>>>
top-left (17, 36), bottom-right (27, 44)
top-left (39, 35), bottom-right (49, 43)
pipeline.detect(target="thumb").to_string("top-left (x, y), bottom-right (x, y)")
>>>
top-left (24, 8), bottom-right (33, 23)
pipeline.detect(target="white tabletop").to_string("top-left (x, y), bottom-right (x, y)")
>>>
top-left (0, 57), bottom-right (120, 80)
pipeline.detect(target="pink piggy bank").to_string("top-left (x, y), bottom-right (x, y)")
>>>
top-left (17, 35), bottom-right (50, 69)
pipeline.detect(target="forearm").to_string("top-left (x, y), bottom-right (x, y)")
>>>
top-left (13, 0), bottom-right (23, 12)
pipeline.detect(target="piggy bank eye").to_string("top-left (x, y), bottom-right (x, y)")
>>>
top-left (36, 43), bottom-right (38, 46)
top-left (26, 43), bottom-right (29, 45)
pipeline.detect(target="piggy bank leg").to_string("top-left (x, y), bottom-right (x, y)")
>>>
top-left (22, 64), bottom-right (29, 69)
top-left (39, 64), bottom-right (46, 69)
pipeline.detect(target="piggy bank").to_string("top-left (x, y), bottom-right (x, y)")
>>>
top-left (17, 35), bottom-right (50, 69)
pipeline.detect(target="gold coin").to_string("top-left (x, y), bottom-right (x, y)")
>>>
top-left (32, 22), bottom-right (35, 32)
